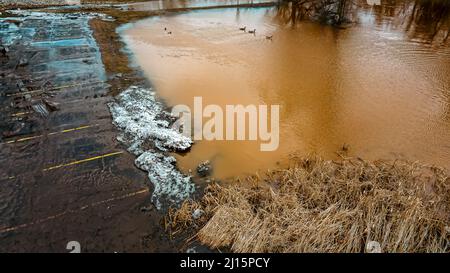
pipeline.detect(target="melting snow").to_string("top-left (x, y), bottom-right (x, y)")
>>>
top-left (108, 86), bottom-right (195, 209)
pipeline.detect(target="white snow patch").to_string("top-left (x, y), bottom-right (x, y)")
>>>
top-left (135, 152), bottom-right (194, 209)
top-left (108, 86), bottom-right (195, 209)
top-left (109, 86), bottom-right (192, 153)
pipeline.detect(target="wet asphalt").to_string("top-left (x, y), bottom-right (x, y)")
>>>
top-left (0, 11), bottom-right (178, 252)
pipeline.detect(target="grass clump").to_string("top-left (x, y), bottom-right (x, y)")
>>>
top-left (167, 158), bottom-right (449, 253)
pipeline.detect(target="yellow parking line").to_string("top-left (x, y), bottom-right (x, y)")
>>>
top-left (6, 135), bottom-right (41, 143)
top-left (42, 151), bottom-right (124, 171)
top-left (11, 111), bottom-right (31, 117)
top-left (58, 125), bottom-right (94, 134)
top-left (0, 188), bottom-right (149, 234)
top-left (6, 81), bottom-right (104, 97)
top-left (2, 150), bottom-right (121, 180)
top-left (5, 124), bottom-right (98, 144)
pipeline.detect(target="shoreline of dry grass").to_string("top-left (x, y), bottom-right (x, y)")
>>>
top-left (167, 157), bottom-right (449, 253)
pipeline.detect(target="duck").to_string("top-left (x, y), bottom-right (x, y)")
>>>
top-left (239, 26), bottom-right (246, 31)
top-left (167, 31), bottom-right (172, 35)
top-left (248, 29), bottom-right (256, 34)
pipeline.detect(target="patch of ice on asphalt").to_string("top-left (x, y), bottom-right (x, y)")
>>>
top-left (108, 86), bottom-right (194, 209)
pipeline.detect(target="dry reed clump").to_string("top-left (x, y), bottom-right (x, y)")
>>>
top-left (166, 158), bottom-right (450, 253)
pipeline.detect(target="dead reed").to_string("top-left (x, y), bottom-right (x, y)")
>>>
top-left (167, 157), bottom-right (449, 253)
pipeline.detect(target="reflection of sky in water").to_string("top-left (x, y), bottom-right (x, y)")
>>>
top-left (0, 12), bottom-right (107, 82)
top-left (32, 38), bottom-right (89, 47)
top-left (0, 22), bottom-right (36, 46)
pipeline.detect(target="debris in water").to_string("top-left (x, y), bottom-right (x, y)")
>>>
top-left (32, 102), bottom-right (49, 117)
top-left (17, 57), bottom-right (28, 67)
top-left (43, 98), bottom-right (60, 111)
top-left (197, 160), bottom-right (212, 177)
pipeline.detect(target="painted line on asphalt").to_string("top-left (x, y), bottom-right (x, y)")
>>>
top-left (5, 124), bottom-right (98, 144)
top-left (0, 188), bottom-right (149, 234)
top-left (11, 111), bottom-right (31, 117)
top-left (42, 151), bottom-right (124, 172)
top-left (1, 149), bottom-right (122, 181)
top-left (6, 81), bottom-right (104, 97)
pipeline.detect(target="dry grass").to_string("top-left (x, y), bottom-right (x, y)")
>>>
top-left (167, 157), bottom-right (450, 253)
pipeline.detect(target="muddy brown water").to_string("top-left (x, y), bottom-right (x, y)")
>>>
top-left (121, 2), bottom-right (450, 179)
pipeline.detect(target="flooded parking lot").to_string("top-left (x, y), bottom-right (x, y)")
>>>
top-left (0, 0), bottom-right (449, 253)
top-left (121, 1), bottom-right (450, 179)
top-left (0, 10), bottom-right (179, 252)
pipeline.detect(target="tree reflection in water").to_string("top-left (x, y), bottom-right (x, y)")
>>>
top-left (275, 0), bottom-right (449, 44)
